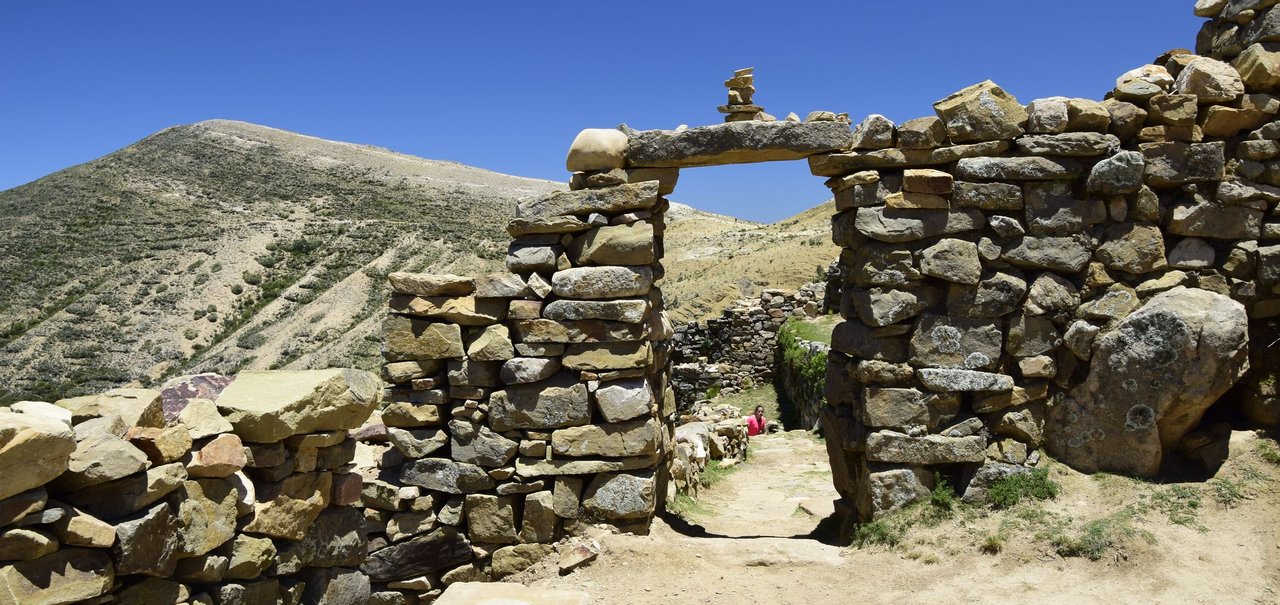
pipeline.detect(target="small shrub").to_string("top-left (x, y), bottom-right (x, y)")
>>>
top-left (1209, 478), bottom-right (1246, 507)
top-left (979, 533), bottom-right (1004, 554)
top-left (920, 475), bottom-right (958, 526)
top-left (210, 262), bottom-right (223, 273)
top-left (231, 284), bottom-right (244, 295)
top-left (929, 475), bottom-right (956, 512)
top-left (183, 328), bottom-right (198, 341)
top-left (989, 468), bottom-right (1060, 509)
top-left (853, 518), bottom-right (906, 548)
top-left (236, 332), bottom-right (267, 350)
top-left (194, 273), bottom-right (209, 286)
top-left (242, 271), bottom-right (263, 286)
top-left (1256, 439), bottom-right (1280, 465)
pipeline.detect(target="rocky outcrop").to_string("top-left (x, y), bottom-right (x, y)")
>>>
top-left (0, 369), bottom-right (375, 604)
top-left (1047, 288), bottom-right (1249, 476)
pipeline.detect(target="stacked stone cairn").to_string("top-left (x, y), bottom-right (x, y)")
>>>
top-left (0, 369), bottom-right (381, 605)
top-left (719, 68), bottom-right (770, 122)
top-left (670, 283), bottom-right (829, 410)
top-left (814, 15), bottom-right (1280, 516)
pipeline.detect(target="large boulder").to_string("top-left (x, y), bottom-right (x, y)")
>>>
top-left (0, 409), bottom-right (76, 500)
top-left (932, 80), bottom-right (1028, 143)
top-left (0, 548), bottom-right (113, 605)
top-left (517, 182), bottom-right (658, 220)
top-left (1173, 56), bottom-right (1245, 102)
top-left (566, 128), bottom-right (628, 172)
top-left (362, 527), bottom-right (472, 583)
top-left (1047, 287), bottom-right (1249, 477)
top-left (55, 388), bottom-right (165, 428)
top-left (215, 369), bottom-right (379, 443)
top-left (581, 471), bottom-right (655, 521)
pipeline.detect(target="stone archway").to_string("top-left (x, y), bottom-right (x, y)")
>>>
top-left (379, 3), bottom-right (1280, 579)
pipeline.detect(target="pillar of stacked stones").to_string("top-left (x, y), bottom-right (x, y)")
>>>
top-left (374, 146), bottom-right (679, 586)
top-left (818, 3), bottom-right (1280, 518)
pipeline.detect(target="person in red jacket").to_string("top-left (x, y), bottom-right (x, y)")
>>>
top-left (746, 405), bottom-right (767, 437)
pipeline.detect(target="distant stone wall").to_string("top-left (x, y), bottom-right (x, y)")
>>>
top-left (670, 283), bottom-right (828, 410)
top-left (0, 370), bottom-right (382, 605)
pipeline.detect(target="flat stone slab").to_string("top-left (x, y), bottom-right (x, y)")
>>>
top-left (625, 120), bottom-right (853, 168)
top-left (436, 582), bottom-right (591, 605)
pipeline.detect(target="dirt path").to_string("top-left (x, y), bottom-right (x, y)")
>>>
top-left (520, 430), bottom-right (1280, 605)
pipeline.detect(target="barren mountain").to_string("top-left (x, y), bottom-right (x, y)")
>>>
top-left (0, 120), bottom-right (837, 403)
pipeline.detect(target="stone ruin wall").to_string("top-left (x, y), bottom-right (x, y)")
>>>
top-left (670, 281), bottom-right (829, 410)
top-left (5, 2), bottom-right (1280, 602)
top-left (822, 1), bottom-right (1280, 519)
top-left (374, 168), bottom-right (682, 587)
top-left (0, 370), bottom-right (390, 605)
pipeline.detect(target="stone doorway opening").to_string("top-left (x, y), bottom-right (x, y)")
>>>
top-left (567, 117), bottom-right (859, 542)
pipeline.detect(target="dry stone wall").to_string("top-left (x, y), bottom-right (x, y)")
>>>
top-left (819, 4), bottom-right (1280, 519)
top-left (372, 164), bottom-right (678, 586)
top-left (7, 4), bottom-right (1277, 599)
top-left (365, 113), bottom-right (858, 584)
top-left (670, 282), bottom-right (828, 410)
top-left (0, 369), bottom-right (382, 605)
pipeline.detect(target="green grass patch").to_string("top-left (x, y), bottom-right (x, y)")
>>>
top-left (852, 516), bottom-right (908, 548)
top-left (779, 314), bottom-right (840, 345)
top-left (700, 459), bottom-right (740, 488)
top-left (1256, 439), bottom-right (1280, 465)
top-left (776, 318), bottom-right (829, 429)
top-left (668, 493), bottom-right (713, 518)
top-left (1209, 477), bottom-right (1247, 507)
top-left (988, 467), bottom-right (1061, 509)
top-left (716, 384), bottom-right (781, 423)
top-left (1050, 506), bottom-right (1150, 561)
top-left (1149, 485), bottom-right (1203, 528)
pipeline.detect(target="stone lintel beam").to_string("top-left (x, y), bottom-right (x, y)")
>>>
top-left (624, 120), bottom-right (853, 168)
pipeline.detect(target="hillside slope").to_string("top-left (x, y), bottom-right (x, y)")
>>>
top-left (0, 120), bottom-right (838, 403)
top-left (662, 200), bottom-right (840, 324)
top-left (0, 120), bottom-right (560, 401)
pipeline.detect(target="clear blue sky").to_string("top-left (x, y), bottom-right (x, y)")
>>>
top-left (0, 2), bottom-right (1201, 222)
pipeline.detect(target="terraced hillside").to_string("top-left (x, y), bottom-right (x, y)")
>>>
top-left (0, 120), bottom-right (838, 403)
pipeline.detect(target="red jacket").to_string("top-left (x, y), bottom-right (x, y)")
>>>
top-left (747, 415), bottom-right (766, 436)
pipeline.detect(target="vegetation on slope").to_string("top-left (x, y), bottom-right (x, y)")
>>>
top-left (0, 120), bottom-right (840, 403)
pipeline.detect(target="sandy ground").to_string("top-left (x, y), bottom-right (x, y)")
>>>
top-left (517, 430), bottom-right (1280, 605)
